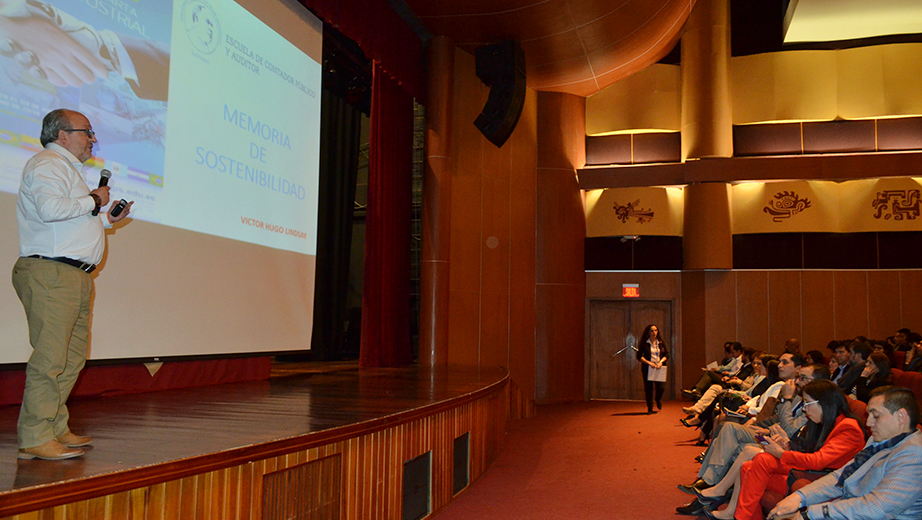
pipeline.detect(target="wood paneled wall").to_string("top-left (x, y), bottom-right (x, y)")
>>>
top-left (587, 269), bottom-right (922, 395)
top-left (2, 383), bottom-right (507, 520)
top-left (443, 46), bottom-right (588, 413)
top-left (442, 47), bottom-right (590, 410)
top-left (706, 270), bottom-right (922, 354)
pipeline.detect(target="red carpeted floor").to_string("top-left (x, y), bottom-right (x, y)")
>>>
top-left (432, 400), bottom-right (705, 519)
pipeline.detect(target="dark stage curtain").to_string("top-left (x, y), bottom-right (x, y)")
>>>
top-left (299, 0), bottom-right (424, 101)
top-left (309, 88), bottom-right (362, 360)
top-left (360, 61), bottom-right (413, 367)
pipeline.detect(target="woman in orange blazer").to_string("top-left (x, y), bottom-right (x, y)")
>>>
top-left (696, 379), bottom-right (865, 520)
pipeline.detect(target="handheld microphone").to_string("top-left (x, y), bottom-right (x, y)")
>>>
top-left (92, 169), bottom-right (111, 216)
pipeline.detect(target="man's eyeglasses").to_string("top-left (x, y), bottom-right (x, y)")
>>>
top-left (64, 128), bottom-right (95, 138)
top-left (797, 375), bottom-right (814, 381)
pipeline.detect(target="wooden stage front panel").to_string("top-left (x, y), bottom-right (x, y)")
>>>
top-left (0, 365), bottom-right (508, 519)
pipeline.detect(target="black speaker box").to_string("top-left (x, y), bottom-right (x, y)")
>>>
top-left (474, 41), bottom-right (526, 148)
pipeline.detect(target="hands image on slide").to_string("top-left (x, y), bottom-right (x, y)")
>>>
top-left (0, 0), bottom-right (170, 98)
top-left (0, 0), bottom-right (107, 87)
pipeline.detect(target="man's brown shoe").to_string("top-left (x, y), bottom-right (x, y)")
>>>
top-left (57, 432), bottom-right (93, 448)
top-left (17, 440), bottom-right (84, 460)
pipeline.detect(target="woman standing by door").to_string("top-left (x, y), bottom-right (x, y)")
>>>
top-left (637, 324), bottom-right (668, 414)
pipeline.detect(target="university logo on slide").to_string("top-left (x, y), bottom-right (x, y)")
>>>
top-left (182, 0), bottom-right (221, 54)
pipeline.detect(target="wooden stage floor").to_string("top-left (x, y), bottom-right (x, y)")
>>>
top-left (0, 364), bottom-right (507, 517)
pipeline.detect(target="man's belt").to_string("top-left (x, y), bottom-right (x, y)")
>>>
top-left (27, 255), bottom-right (96, 273)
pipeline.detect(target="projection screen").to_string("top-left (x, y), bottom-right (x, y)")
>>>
top-left (0, 0), bottom-right (323, 363)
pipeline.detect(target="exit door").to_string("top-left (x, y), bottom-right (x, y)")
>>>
top-left (588, 300), bottom-right (673, 401)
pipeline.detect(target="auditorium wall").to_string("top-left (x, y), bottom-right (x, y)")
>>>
top-left (442, 48), bottom-right (587, 411)
top-left (581, 40), bottom-right (922, 399)
top-left (587, 269), bottom-right (922, 395)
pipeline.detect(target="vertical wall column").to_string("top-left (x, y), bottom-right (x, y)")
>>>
top-left (682, 182), bottom-right (732, 381)
top-left (420, 37), bottom-right (455, 366)
top-left (683, 182), bottom-right (732, 269)
top-left (681, 0), bottom-right (732, 160)
top-left (681, 0), bottom-right (733, 270)
top-left (535, 91), bottom-right (586, 403)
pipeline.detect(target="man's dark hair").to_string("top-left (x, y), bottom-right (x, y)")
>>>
top-left (783, 353), bottom-right (805, 367)
top-left (808, 364), bottom-right (831, 381)
top-left (871, 386), bottom-right (921, 428)
top-left (742, 347), bottom-right (756, 362)
top-left (908, 332), bottom-right (922, 345)
top-left (826, 340), bottom-right (840, 352)
top-left (849, 341), bottom-right (872, 361)
top-left (730, 341), bottom-right (743, 354)
top-left (898, 328), bottom-right (912, 336)
top-left (805, 350), bottom-right (826, 365)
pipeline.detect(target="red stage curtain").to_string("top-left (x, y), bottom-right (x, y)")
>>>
top-left (300, 0), bottom-right (424, 101)
top-left (360, 61), bottom-right (413, 367)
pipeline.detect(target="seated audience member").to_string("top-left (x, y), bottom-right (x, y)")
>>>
top-left (734, 354), bottom-right (802, 423)
top-left (872, 340), bottom-right (897, 368)
top-left (828, 356), bottom-right (840, 382)
top-left (676, 358), bottom-right (811, 515)
top-left (692, 380), bottom-right (864, 520)
top-left (893, 328), bottom-right (913, 352)
top-left (768, 386), bottom-right (922, 520)
top-left (855, 352), bottom-right (893, 403)
top-left (683, 342), bottom-right (745, 400)
top-left (783, 338), bottom-right (802, 356)
top-left (682, 348), bottom-right (758, 417)
top-left (903, 333), bottom-right (922, 373)
top-left (682, 354), bottom-right (770, 430)
top-left (752, 363), bottom-right (831, 436)
top-left (824, 340), bottom-right (839, 357)
top-left (803, 350), bottom-right (825, 366)
top-left (684, 356), bottom-right (781, 436)
top-left (828, 343), bottom-right (850, 384)
top-left (837, 340), bottom-right (871, 395)
top-left (718, 342), bottom-right (736, 366)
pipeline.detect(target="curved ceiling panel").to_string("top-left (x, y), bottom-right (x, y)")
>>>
top-left (405, 0), bottom-right (695, 97)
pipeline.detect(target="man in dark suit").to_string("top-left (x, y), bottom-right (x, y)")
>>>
top-left (838, 340), bottom-right (871, 395)
top-left (894, 328), bottom-right (912, 352)
top-left (830, 343), bottom-right (850, 384)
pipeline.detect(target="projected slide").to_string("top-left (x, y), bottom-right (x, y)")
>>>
top-left (0, 0), bottom-right (322, 364)
top-left (162, 0), bottom-right (320, 254)
top-left (0, 0), bottom-right (321, 254)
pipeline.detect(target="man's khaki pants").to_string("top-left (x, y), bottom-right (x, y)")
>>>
top-left (12, 257), bottom-right (92, 449)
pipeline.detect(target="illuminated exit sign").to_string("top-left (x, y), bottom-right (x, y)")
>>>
top-left (622, 284), bottom-right (640, 298)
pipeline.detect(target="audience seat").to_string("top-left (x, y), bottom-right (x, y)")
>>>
top-left (848, 398), bottom-right (869, 437)
top-left (891, 369), bottom-right (922, 414)
top-left (760, 470), bottom-right (825, 519)
top-left (893, 350), bottom-right (906, 370)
